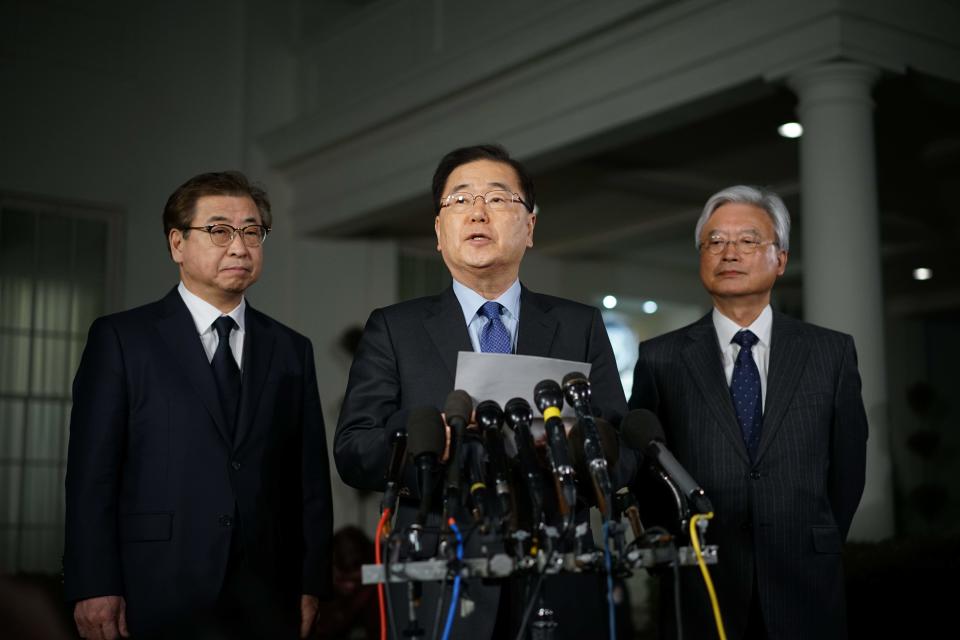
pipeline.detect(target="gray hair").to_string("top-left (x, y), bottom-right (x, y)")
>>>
top-left (694, 185), bottom-right (791, 252)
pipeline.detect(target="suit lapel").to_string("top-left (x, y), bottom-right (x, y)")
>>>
top-left (423, 287), bottom-right (473, 380)
top-left (681, 314), bottom-right (751, 465)
top-left (234, 304), bottom-right (276, 450)
top-left (755, 312), bottom-right (809, 462)
top-left (154, 288), bottom-right (233, 445)
top-left (516, 286), bottom-right (558, 358)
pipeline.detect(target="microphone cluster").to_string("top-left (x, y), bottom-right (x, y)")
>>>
top-left (380, 373), bottom-right (716, 564)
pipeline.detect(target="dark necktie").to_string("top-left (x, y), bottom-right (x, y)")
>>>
top-left (730, 330), bottom-right (763, 460)
top-left (478, 301), bottom-right (512, 354)
top-left (212, 316), bottom-right (241, 436)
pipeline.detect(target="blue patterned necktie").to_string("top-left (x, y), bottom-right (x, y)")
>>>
top-left (730, 330), bottom-right (763, 460)
top-left (212, 315), bottom-right (241, 436)
top-left (478, 301), bottom-right (512, 354)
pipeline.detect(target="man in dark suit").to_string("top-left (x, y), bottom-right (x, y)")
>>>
top-left (335, 145), bottom-right (630, 639)
top-left (629, 185), bottom-right (868, 640)
top-left (64, 171), bottom-right (333, 639)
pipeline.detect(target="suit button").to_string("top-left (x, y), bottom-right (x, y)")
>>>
top-left (219, 515), bottom-right (233, 528)
top-left (749, 471), bottom-right (761, 480)
top-left (231, 461), bottom-right (241, 471)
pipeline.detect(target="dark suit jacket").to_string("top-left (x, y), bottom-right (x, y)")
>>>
top-left (334, 284), bottom-right (630, 639)
top-left (64, 287), bottom-right (333, 636)
top-left (629, 311), bottom-right (868, 640)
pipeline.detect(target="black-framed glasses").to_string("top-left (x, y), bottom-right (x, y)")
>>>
top-left (440, 190), bottom-right (529, 213)
top-left (184, 224), bottom-right (270, 247)
top-left (700, 234), bottom-right (777, 255)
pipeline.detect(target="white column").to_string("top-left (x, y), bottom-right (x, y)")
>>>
top-left (788, 62), bottom-right (894, 540)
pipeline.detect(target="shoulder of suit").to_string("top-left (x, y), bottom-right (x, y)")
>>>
top-left (773, 311), bottom-right (854, 344)
top-left (522, 289), bottom-right (599, 316)
top-left (244, 304), bottom-right (312, 345)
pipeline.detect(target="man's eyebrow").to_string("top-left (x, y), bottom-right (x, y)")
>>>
top-left (200, 214), bottom-right (260, 224)
top-left (446, 181), bottom-right (517, 194)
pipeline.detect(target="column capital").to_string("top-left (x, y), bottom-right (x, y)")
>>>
top-left (787, 62), bottom-right (882, 110)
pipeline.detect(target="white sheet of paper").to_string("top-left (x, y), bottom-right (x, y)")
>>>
top-left (453, 351), bottom-right (591, 418)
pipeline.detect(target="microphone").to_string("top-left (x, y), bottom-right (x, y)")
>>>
top-left (568, 417), bottom-right (620, 471)
top-left (406, 406), bottom-right (446, 553)
top-left (533, 379), bottom-right (577, 524)
top-left (443, 390), bottom-right (472, 516)
top-left (382, 427), bottom-right (408, 517)
top-left (461, 432), bottom-right (489, 529)
top-left (475, 400), bottom-right (515, 531)
top-left (562, 372), bottom-right (613, 519)
top-left (504, 397), bottom-right (545, 530)
top-left (621, 409), bottom-right (713, 515)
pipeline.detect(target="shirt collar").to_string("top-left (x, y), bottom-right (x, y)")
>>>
top-left (452, 278), bottom-right (522, 325)
top-left (712, 304), bottom-right (772, 348)
top-left (178, 281), bottom-right (246, 335)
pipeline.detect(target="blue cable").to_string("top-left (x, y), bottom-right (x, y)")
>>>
top-left (441, 519), bottom-right (464, 640)
top-left (602, 521), bottom-right (616, 640)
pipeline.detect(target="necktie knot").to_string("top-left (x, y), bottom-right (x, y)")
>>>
top-left (479, 301), bottom-right (503, 321)
top-left (213, 315), bottom-right (237, 340)
top-left (731, 329), bottom-right (759, 350)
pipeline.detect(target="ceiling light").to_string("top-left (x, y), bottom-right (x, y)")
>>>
top-left (778, 122), bottom-right (803, 139)
top-left (602, 295), bottom-right (617, 309)
top-left (642, 300), bottom-right (658, 314)
top-left (913, 268), bottom-right (933, 281)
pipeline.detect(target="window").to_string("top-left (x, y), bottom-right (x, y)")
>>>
top-left (0, 193), bottom-right (120, 573)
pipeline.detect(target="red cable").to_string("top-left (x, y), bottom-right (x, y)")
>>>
top-left (375, 508), bottom-right (391, 640)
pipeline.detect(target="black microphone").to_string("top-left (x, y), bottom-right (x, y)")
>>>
top-left (461, 432), bottom-right (489, 529)
top-left (621, 409), bottom-right (713, 515)
top-left (533, 379), bottom-right (577, 524)
top-left (562, 372), bottom-right (613, 519)
top-left (442, 390), bottom-right (472, 516)
top-left (476, 400), bottom-right (515, 531)
top-left (504, 397), bottom-right (545, 529)
top-left (406, 406), bottom-right (446, 553)
top-left (382, 427), bottom-right (408, 517)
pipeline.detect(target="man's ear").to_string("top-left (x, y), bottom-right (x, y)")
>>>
top-left (435, 215), bottom-right (442, 252)
top-left (776, 250), bottom-right (788, 276)
top-left (526, 213), bottom-right (537, 248)
top-left (169, 229), bottom-right (185, 264)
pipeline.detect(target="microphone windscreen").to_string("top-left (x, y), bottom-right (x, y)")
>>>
top-left (568, 418), bottom-right (620, 468)
top-left (406, 406), bottom-right (445, 457)
top-left (475, 399), bottom-right (503, 429)
top-left (444, 389), bottom-right (473, 427)
top-left (621, 409), bottom-right (666, 450)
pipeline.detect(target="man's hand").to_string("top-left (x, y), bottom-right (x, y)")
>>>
top-left (300, 594), bottom-right (319, 638)
top-left (74, 595), bottom-right (128, 639)
top-left (440, 409), bottom-right (479, 463)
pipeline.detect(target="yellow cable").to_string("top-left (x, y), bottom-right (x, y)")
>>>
top-left (690, 512), bottom-right (727, 640)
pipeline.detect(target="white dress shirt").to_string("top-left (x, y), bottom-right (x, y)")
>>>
top-left (452, 278), bottom-right (522, 353)
top-left (177, 282), bottom-right (245, 370)
top-left (713, 305), bottom-right (772, 410)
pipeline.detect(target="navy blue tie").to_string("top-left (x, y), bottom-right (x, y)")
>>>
top-left (212, 316), bottom-right (240, 436)
top-left (730, 330), bottom-right (762, 460)
top-left (478, 301), bottom-right (512, 354)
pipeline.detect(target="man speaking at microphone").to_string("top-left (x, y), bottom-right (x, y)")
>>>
top-left (629, 186), bottom-right (868, 640)
top-left (335, 144), bottom-right (629, 639)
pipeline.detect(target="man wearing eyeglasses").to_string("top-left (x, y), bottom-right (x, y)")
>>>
top-left (64, 171), bottom-right (333, 639)
top-left (629, 186), bottom-right (868, 640)
top-left (335, 145), bottom-right (632, 639)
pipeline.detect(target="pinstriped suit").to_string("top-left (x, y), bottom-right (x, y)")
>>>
top-left (629, 311), bottom-right (867, 640)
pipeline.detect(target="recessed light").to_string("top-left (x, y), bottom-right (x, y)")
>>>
top-left (778, 122), bottom-right (803, 139)
top-left (913, 268), bottom-right (933, 281)
top-left (602, 295), bottom-right (618, 309)
top-left (642, 300), bottom-right (658, 314)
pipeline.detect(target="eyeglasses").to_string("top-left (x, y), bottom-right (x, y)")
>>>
top-left (440, 190), bottom-right (529, 213)
top-left (700, 234), bottom-right (778, 255)
top-left (184, 224), bottom-right (270, 247)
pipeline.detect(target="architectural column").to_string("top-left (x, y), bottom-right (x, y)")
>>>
top-left (788, 62), bottom-right (894, 540)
